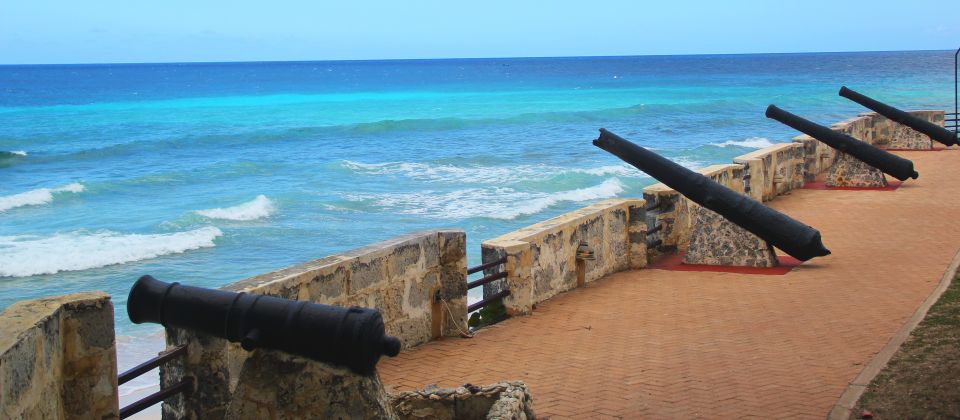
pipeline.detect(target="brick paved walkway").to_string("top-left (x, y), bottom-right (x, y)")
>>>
top-left (378, 150), bottom-right (960, 419)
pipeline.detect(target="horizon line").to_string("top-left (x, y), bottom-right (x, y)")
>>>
top-left (0, 48), bottom-right (952, 67)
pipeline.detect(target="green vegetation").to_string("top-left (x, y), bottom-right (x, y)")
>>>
top-left (468, 298), bottom-right (508, 329)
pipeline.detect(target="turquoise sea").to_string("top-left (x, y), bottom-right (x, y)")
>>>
top-left (0, 50), bottom-right (955, 398)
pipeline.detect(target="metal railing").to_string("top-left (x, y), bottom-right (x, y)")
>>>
top-left (950, 47), bottom-right (960, 134)
top-left (118, 344), bottom-right (191, 419)
top-left (466, 256), bottom-right (508, 312)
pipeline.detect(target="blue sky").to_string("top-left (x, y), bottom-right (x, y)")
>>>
top-left (1, 0), bottom-right (958, 64)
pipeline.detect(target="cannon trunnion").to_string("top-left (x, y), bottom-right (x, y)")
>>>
top-left (127, 275), bottom-right (402, 375)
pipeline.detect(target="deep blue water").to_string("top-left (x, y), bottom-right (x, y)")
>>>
top-left (0, 50), bottom-right (954, 397)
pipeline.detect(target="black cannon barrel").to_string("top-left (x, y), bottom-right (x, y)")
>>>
top-left (839, 86), bottom-right (957, 146)
top-left (593, 129), bottom-right (830, 262)
top-left (765, 105), bottom-right (918, 181)
top-left (127, 275), bottom-right (401, 375)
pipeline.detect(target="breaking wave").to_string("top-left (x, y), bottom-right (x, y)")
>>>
top-left (340, 160), bottom-right (644, 184)
top-left (709, 137), bottom-right (775, 149)
top-left (194, 195), bottom-right (276, 221)
top-left (0, 227), bottom-right (223, 277)
top-left (0, 183), bottom-right (85, 212)
top-left (344, 178), bottom-right (625, 220)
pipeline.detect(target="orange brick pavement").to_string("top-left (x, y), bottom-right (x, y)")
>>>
top-left (378, 149), bottom-right (960, 419)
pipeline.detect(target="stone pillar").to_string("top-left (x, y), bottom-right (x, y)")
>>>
top-left (683, 206), bottom-right (778, 267)
top-left (0, 292), bottom-right (119, 420)
top-left (482, 240), bottom-right (534, 315)
top-left (826, 152), bottom-right (888, 188)
top-left (437, 230), bottom-right (468, 337)
top-left (627, 201), bottom-right (648, 269)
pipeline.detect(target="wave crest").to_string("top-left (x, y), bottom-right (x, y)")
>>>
top-left (341, 160), bottom-right (644, 184)
top-left (343, 178), bottom-right (624, 220)
top-left (709, 137), bottom-right (775, 149)
top-left (0, 227), bottom-right (223, 277)
top-left (0, 183), bottom-right (85, 212)
top-left (195, 195), bottom-right (276, 221)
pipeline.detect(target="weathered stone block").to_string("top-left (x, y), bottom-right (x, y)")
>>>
top-left (225, 350), bottom-right (396, 419)
top-left (683, 206), bottom-right (778, 267)
top-left (0, 292), bottom-right (117, 420)
top-left (390, 381), bottom-right (534, 420)
top-left (826, 152), bottom-right (888, 188)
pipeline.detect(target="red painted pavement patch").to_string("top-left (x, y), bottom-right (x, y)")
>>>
top-left (881, 147), bottom-right (945, 151)
top-left (803, 180), bottom-right (902, 191)
top-left (648, 251), bottom-right (802, 275)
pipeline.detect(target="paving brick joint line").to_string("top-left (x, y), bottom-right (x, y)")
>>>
top-left (378, 150), bottom-right (960, 419)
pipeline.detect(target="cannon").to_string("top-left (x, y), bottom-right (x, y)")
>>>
top-left (593, 129), bottom-right (830, 262)
top-left (839, 86), bottom-right (957, 146)
top-left (765, 105), bottom-right (918, 181)
top-left (127, 275), bottom-right (401, 375)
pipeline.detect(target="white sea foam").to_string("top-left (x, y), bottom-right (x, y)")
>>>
top-left (709, 137), bottom-right (775, 149)
top-left (0, 183), bottom-right (85, 212)
top-left (194, 195), bottom-right (276, 221)
top-left (341, 160), bottom-right (646, 184)
top-left (9, 150), bottom-right (27, 156)
top-left (345, 178), bottom-right (625, 220)
top-left (0, 227), bottom-right (223, 277)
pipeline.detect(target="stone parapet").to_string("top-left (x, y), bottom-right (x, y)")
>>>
top-left (733, 143), bottom-right (805, 202)
top-left (481, 198), bottom-right (645, 315)
top-left (223, 229), bottom-right (468, 346)
top-left (643, 164), bottom-right (746, 250)
top-left (0, 292), bottom-right (118, 419)
top-left (161, 229), bottom-right (468, 419)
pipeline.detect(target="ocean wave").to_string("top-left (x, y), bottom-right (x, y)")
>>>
top-left (344, 178), bottom-right (624, 220)
top-left (709, 137), bottom-right (775, 149)
top-left (0, 227), bottom-right (223, 278)
top-left (194, 195), bottom-right (276, 221)
top-left (1, 150), bottom-right (27, 157)
top-left (341, 160), bottom-right (645, 184)
top-left (0, 183), bottom-right (85, 212)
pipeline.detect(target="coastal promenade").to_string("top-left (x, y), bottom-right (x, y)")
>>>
top-left (378, 149), bottom-right (960, 418)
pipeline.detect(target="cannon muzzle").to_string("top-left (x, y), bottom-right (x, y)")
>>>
top-left (765, 104), bottom-right (918, 181)
top-left (839, 86), bottom-right (957, 146)
top-left (127, 275), bottom-right (401, 375)
top-left (593, 129), bottom-right (830, 262)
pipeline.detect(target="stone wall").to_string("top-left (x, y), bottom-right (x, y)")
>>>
top-left (0, 292), bottom-right (118, 419)
top-left (161, 229), bottom-right (467, 419)
top-left (734, 143), bottom-right (806, 202)
top-left (481, 198), bottom-right (646, 315)
top-left (643, 164), bottom-right (748, 250)
top-left (390, 381), bottom-right (535, 420)
top-left (857, 110), bottom-right (944, 149)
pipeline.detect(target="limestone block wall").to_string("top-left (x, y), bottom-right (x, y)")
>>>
top-left (481, 198), bottom-right (645, 315)
top-left (861, 110), bottom-right (944, 149)
top-left (161, 229), bottom-right (467, 419)
top-left (733, 143), bottom-right (806, 202)
top-left (0, 292), bottom-right (118, 419)
top-left (643, 164), bottom-right (747, 250)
